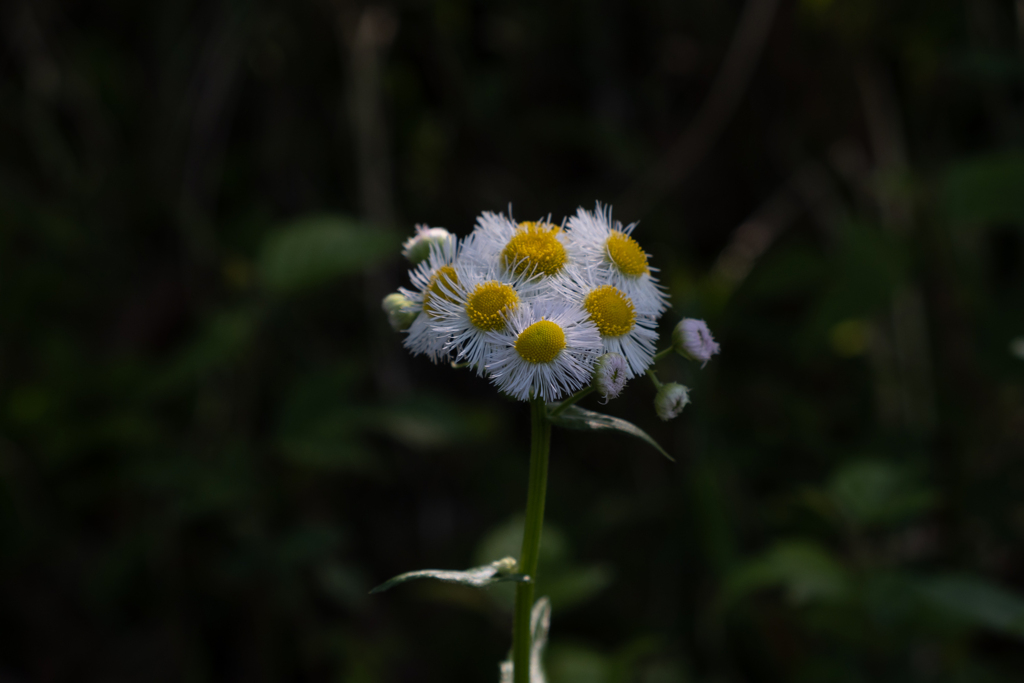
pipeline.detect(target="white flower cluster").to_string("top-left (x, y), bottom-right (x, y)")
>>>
top-left (384, 204), bottom-right (669, 402)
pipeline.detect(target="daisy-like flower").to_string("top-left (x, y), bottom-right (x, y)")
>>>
top-left (484, 300), bottom-right (602, 402)
top-left (550, 265), bottom-right (659, 378)
top-left (398, 234), bottom-right (462, 362)
top-left (428, 259), bottom-right (539, 375)
top-left (462, 210), bottom-right (571, 282)
top-left (566, 203), bottom-right (669, 315)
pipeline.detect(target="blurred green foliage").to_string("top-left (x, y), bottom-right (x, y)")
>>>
top-left (2, 0), bottom-right (1024, 681)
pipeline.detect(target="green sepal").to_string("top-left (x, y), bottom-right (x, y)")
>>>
top-left (546, 405), bottom-right (674, 462)
top-left (369, 556), bottom-right (529, 595)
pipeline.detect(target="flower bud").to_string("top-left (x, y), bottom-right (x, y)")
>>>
top-left (672, 318), bottom-right (720, 366)
top-left (593, 353), bottom-right (628, 401)
top-left (654, 382), bottom-right (690, 421)
top-left (402, 224), bottom-right (454, 265)
top-left (382, 292), bottom-right (418, 331)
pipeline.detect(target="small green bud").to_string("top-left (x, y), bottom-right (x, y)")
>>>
top-left (402, 224), bottom-right (454, 265)
top-left (672, 318), bottom-right (720, 366)
top-left (382, 292), bottom-right (418, 331)
top-left (593, 353), bottom-right (628, 401)
top-left (654, 382), bottom-right (690, 421)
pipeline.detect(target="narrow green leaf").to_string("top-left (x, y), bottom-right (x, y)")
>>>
top-left (369, 557), bottom-right (528, 595)
top-left (258, 214), bottom-right (399, 293)
top-left (918, 574), bottom-right (1024, 639)
top-left (546, 405), bottom-right (673, 461)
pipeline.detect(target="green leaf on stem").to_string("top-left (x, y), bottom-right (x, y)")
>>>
top-left (546, 405), bottom-right (673, 462)
top-left (369, 557), bottom-right (529, 595)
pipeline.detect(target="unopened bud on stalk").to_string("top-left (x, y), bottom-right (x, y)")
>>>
top-left (382, 292), bottom-right (418, 331)
top-left (672, 318), bottom-right (720, 366)
top-left (654, 382), bottom-right (690, 421)
top-left (402, 225), bottom-right (454, 265)
top-left (593, 353), bottom-right (628, 401)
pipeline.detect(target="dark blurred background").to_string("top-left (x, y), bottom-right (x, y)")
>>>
top-left (3, 0), bottom-right (1024, 680)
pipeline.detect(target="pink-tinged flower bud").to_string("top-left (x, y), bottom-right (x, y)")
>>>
top-left (402, 225), bottom-right (454, 265)
top-left (382, 292), bottom-right (418, 331)
top-left (593, 353), bottom-right (628, 401)
top-left (654, 382), bottom-right (690, 421)
top-left (672, 318), bottom-right (720, 366)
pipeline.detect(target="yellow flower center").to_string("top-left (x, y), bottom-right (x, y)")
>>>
top-left (466, 281), bottom-right (519, 331)
top-left (501, 222), bottom-right (568, 277)
top-left (422, 265), bottom-right (459, 317)
top-left (583, 285), bottom-right (636, 337)
top-left (515, 320), bottom-right (566, 364)
top-left (606, 230), bottom-right (649, 277)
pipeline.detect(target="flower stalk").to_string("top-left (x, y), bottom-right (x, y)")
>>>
top-left (652, 347), bottom-right (673, 363)
top-left (512, 397), bottom-right (552, 683)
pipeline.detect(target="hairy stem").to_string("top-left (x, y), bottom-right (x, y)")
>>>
top-left (512, 397), bottom-right (551, 682)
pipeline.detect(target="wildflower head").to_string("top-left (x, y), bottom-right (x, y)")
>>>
top-left (672, 318), bottom-right (720, 366)
top-left (654, 382), bottom-right (690, 421)
top-left (421, 265), bottom-right (460, 317)
top-left (593, 353), bottom-right (628, 401)
top-left (382, 292), bottom-right (419, 331)
top-left (583, 285), bottom-right (636, 338)
top-left (514, 319), bottom-right (568, 364)
top-left (566, 204), bottom-right (668, 315)
top-left (502, 222), bottom-right (568, 278)
top-left (402, 225), bottom-right (454, 265)
top-left (486, 301), bottom-right (602, 402)
top-left (466, 281), bottom-right (519, 331)
top-left (606, 230), bottom-right (649, 277)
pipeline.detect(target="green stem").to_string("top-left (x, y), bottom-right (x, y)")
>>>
top-left (646, 368), bottom-right (664, 389)
top-left (653, 347), bottom-right (673, 362)
top-left (548, 386), bottom-right (594, 417)
top-left (512, 397), bottom-right (551, 683)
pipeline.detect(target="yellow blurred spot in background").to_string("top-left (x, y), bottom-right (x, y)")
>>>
top-left (830, 319), bottom-right (869, 357)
